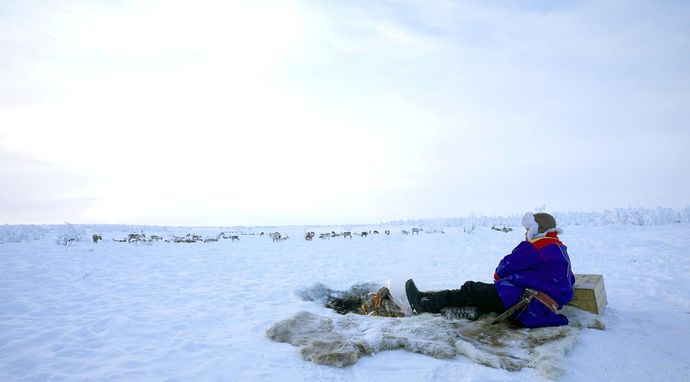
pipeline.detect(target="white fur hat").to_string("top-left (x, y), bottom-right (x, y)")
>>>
top-left (522, 212), bottom-right (563, 240)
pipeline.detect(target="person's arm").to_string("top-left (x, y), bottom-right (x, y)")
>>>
top-left (494, 241), bottom-right (544, 280)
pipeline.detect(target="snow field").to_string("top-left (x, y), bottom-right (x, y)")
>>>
top-left (0, 223), bottom-right (689, 381)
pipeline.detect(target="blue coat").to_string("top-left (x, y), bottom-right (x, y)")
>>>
top-left (494, 232), bottom-right (575, 328)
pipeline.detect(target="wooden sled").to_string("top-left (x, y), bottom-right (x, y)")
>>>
top-left (568, 274), bottom-right (607, 315)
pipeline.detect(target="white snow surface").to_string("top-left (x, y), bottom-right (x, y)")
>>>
top-left (1, 221), bottom-right (690, 381)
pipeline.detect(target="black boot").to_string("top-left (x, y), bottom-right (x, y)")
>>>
top-left (405, 279), bottom-right (449, 314)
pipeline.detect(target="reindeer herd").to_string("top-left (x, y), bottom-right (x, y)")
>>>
top-left (91, 227), bottom-right (435, 245)
top-left (301, 228), bottom-right (442, 240)
top-left (98, 232), bottom-right (242, 244)
top-left (94, 230), bottom-right (294, 244)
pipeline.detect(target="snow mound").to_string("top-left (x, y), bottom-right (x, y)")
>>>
top-left (267, 307), bottom-right (604, 380)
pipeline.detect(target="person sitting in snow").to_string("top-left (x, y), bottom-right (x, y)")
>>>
top-left (405, 212), bottom-right (575, 328)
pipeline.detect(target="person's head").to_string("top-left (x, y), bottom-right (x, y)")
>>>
top-left (522, 212), bottom-right (562, 241)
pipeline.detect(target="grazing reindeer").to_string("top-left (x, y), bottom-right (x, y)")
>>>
top-left (128, 233), bottom-right (146, 243)
top-left (181, 234), bottom-right (199, 242)
top-left (401, 230), bottom-right (409, 235)
top-left (230, 235), bottom-right (240, 242)
top-left (490, 225), bottom-right (514, 233)
top-left (173, 236), bottom-right (197, 243)
top-left (384, 230), bottom-right (390, 235)
top-left (92, 234), bottom-right (102, 243)
top-left (360, 231), bottom-right (369, 238)
top-left (319, 233), bottom-right (331, 240)
top-left (305, 232), bottom-right (315, 241)
top-left (342, 231), bottom-right (352, 239)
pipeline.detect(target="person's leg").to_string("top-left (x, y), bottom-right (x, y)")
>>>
top-left (447, 281), bottom-right (504, 314)
top-left (406, 279), bottom-right (504, 314)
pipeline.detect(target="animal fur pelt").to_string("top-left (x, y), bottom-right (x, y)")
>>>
top-left (268, 293), bottom-right (604, 380)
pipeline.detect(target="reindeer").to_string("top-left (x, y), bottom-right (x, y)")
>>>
top-left (319, 233), bottom-right (331, 240)
top-left (372, 230), bottom-right (379, 235)
top-left (230, 235), bottom-right (240, 242)
top-left (92, 234), bottom-right (102, 243)
top-left (361, 231), bottom-right (369, 238)
top-left (384, 230), bottom-right (390, 235)
top-left (178, 234), bottom-right (203, 242)
top-left (342, 231), bottom-right (352, 239)
top-left (401, 230), bottom-right (409, 235)
top-left (411, 228), bottom-right (422, 235)
top-left (271, 232), bottom-right (282, 243)
top-left (305, 232), bottom-right (315, 241)
top-left (173, 235), bottom-right (197, 243)
top-left (149, 235), bottom-right (163, 242)
top-left (128, 233), bottom-right (146, 243)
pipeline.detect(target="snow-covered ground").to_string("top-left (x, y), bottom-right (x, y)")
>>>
top-left (1, 220), bottom-right (689, 381)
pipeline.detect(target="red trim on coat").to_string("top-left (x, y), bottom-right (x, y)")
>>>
top-left (530, 232), bottom-right (563, 250)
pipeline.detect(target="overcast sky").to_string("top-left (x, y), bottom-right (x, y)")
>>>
top-left (1, 0), bottom-right (689, 226)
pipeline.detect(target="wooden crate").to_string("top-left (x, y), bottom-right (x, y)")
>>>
top-left (567, 274), bottom-right (607, 315)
